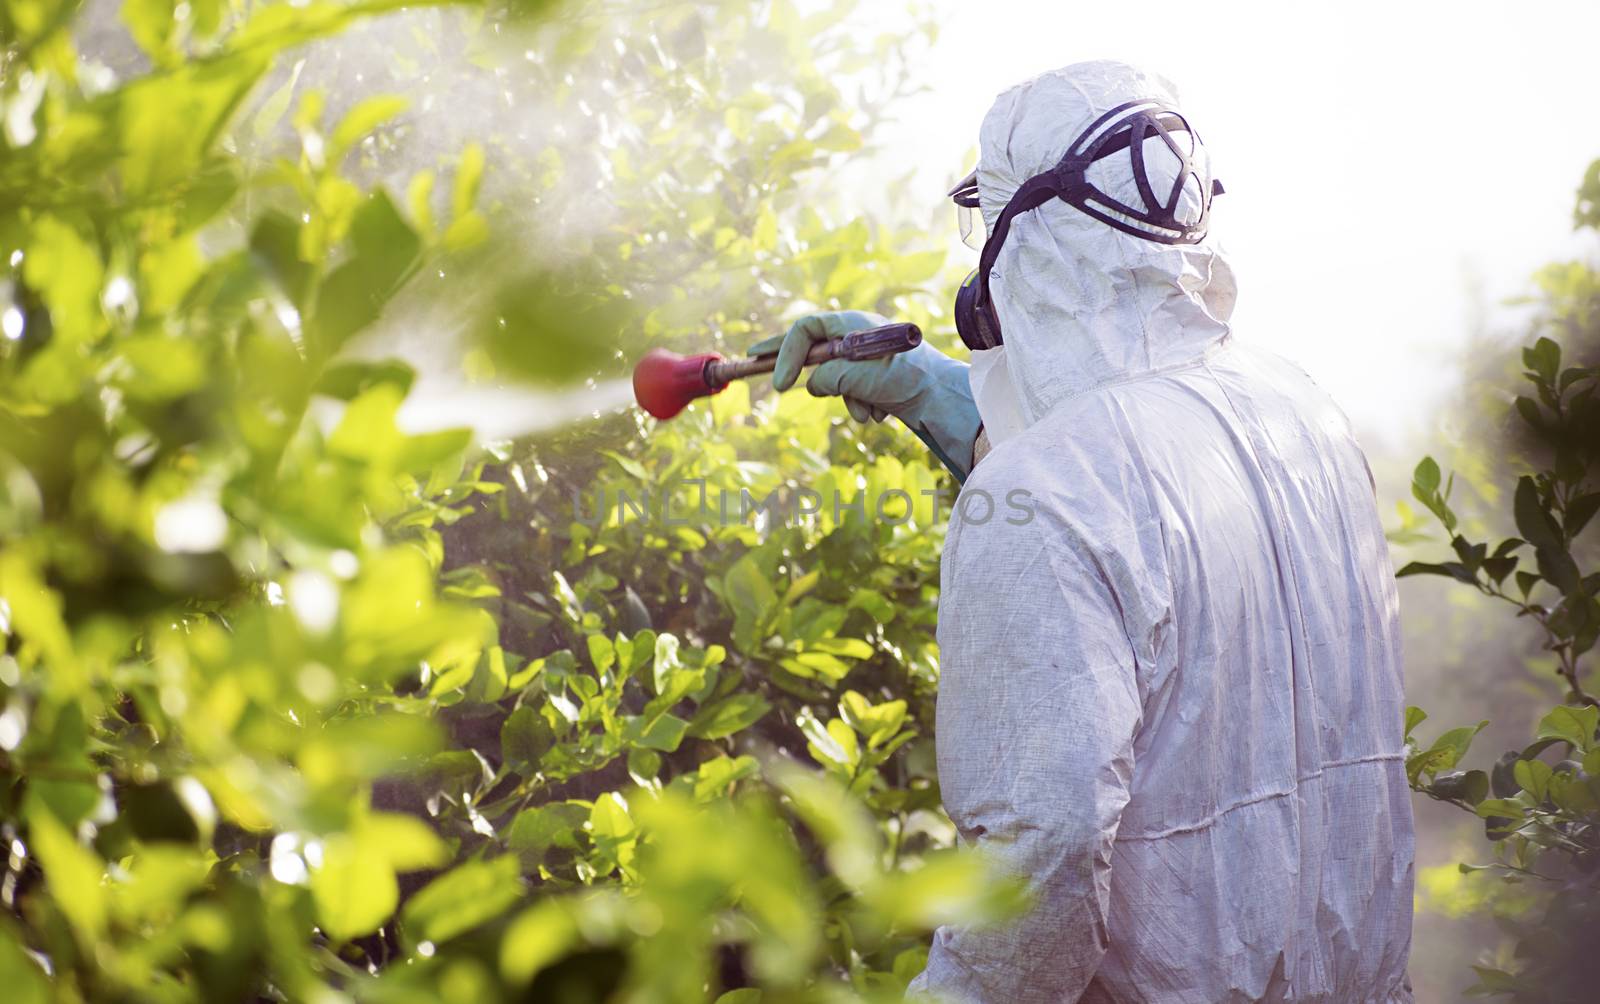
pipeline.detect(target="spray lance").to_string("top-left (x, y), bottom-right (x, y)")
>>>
top-left (631, 321), bottom-right (923, 420)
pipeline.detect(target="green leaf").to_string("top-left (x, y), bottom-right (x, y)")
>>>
top-left (1514, 395), bottom-right (1544, 431)
top-left (480, 267), bottom-right (631, 386)
top-left (312, 190), bottom-right (421, 352)
top-left (587, 633), bottom-right (616, 673)
top-left (644, 663), bottom-right (706, 725)
top-left (808, 637), bottom-right (874, 660)
top-left (1534, 540), bottom-right (1582, 595)
top-left (1474, 797), bottom-right (1527, 820)
top-left (782, 568), bottom-right (821, 606)
top-left (407, 169), bottom-right (436, 235)
top-left (866, 850), bottom-right (1022, 931)
top-left (1409, 721), bottom-right (1487, 783)
top-left (1412, 456), bottom-right (1441, 494)
top-left (329, 95), bottom-right (409, 162)
top-left (1558, 364), bottom-right (1592, 393)
top-left (597, 449), bottom-right (648, 482)
top-left (1523, 336), bottom-right (1561, 384)
top-left (692, 755), bottom-right (760, 800)
top-left (0, 927), bottom-right (50, 1004)
top-left (1492, 537), bottom-right (1526, 559)
top-left (251, 58), bottom-right (304, 138)
top-left (1449, 535), bottom-right (1487, 572)
top-left (312, 833), bottom-right (399, 942)
top-left (1513, 476), bottom-right (1562, 552)
top-left (116, 54), bottom-right (269, 200)
top-left (840, 691), bottom-right (909, 748)
top-left (121, 0), bottom-right (179, 63)
top-left (315, 357), bottom-right (415, 401)
top-left (292, 87), bottom-right (324, 132)
top-left (465, 643), bottom-right (509, 702)
top-left (24, 216), bottom-right (103, 346)
top-left (846, 589), bottom-right (895, 624)
top-left (622, 627), bottom-right (655, 675)
top-left (771, 762), bottom-right (877, 886)
top-left (1566, 492), bottom-right (1600, 538)
top-left (28, 776), bottom-right (100, 830)
top-left (626, 747), bottom-right (661, 782)
top-left (688, 694), bottom-right (771, 739)
top-left (357, 812), bottom-right (450, 872)
top-left (500, 901), bottom-right (580, 986)
top-left (623, 712), bottom-right (690, 752)
top-left (402, 856), bottom-right (522, 946)
top-left (443, 210), bottom-right (489, 251)
top-left (451, 143), bottom-right (486, 219)
top-left (1404, 706), bottom-right (1428, 738)
top-left (1430, 721), bottom-right (1488, 766)
top-left (725, 554), bottom-right (778, 646)
top-left (248, 209), bottom-right (312, 305)
top-left (1468, 966), bottom-right (1523, 995)
top-left (1549, 770), bottom-right (1600, 813)
top-left (1535, 705), bottom-right (1598, 752)
top-left (28, 811), bottom-right (107, 938)
top-left (506, 803), bottom-right (587, 860)
top-left (506, 655), bottom-right (545, 691)
top-left (651, 632), bottom-right (682, 695)
top-left (501, 707), bottom-right (555, 775)
top-left (1513, 758), bottom-right (1553, 802)
top-left (397, 428), bottom-right (473, 475)
top-left (329, 382), bottom-right (405, 461)
top-left (1481, 556), bottom-right (1518, 585)
top-left (800, 712), bottom-right (861, 772)
top-left (588, 792), bottom-right (633, 841)
top-left (1395, 561), bottom-right (1475, 583)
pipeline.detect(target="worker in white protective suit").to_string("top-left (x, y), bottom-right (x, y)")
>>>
top-left (764, 60), bottom-right (1414, 1002)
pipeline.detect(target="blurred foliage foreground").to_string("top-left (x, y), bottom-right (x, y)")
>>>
top-left (0, 0), bottom-right (1013, 1001)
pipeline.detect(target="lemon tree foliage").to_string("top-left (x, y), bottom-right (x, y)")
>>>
top-left (1399, 162), bottom-right (1600, 1003)
top-left (0, 0), bottom-right (1015, 1000)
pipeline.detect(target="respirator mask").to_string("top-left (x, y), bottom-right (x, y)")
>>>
top-left (948, 98), bottom-right (1223, 352)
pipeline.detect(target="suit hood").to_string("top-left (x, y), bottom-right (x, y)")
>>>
top-left (975, 60), bottom-right (1238, 427)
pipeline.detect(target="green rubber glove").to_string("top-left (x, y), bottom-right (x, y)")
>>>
top-left (748, 311), bottom-right (981, 482)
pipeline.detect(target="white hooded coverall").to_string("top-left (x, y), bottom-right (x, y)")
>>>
top-left (911, 62), bottom-right (1414, 1003)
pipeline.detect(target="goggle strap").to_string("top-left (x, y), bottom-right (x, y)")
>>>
top-left (974, 172), bottom-right (1063, 307)
top-left (947, 110), bottom-right (1173, 210)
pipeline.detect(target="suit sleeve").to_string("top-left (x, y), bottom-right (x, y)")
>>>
top-left (911, 501), bottom-right (1144, 1004)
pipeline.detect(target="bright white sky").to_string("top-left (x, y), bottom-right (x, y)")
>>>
top-left (857, 0), bottom-right (1600, 448)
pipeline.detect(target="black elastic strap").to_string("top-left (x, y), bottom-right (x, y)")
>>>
top-left (1079, 110), bottom-right (1188, 163)
top-left (973, 172), bottom-right (1066, 314)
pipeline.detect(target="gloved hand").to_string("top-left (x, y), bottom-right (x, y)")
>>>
top-left (749, 310), bottom-right (982, 481)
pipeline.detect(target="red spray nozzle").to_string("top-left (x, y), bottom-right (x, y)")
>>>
top-left (631, 348), bottom-right (726, 420)
top-left (631, 322), bottom-right (922, 421)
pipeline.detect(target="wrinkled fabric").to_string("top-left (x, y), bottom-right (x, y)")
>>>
top-left (967, 346), bottom-right (1028, 448)
top-left (911, 61), bottom-right (1414, 1003)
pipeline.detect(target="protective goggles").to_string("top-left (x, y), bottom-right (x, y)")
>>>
top-left (950, 98), bottom-right (1224, 351)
